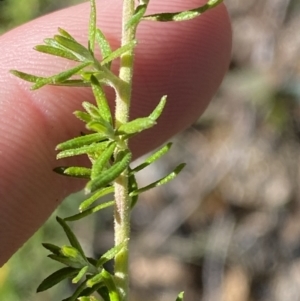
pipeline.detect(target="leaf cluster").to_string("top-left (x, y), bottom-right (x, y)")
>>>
top-left (10, 0), bottom-right (224, 300)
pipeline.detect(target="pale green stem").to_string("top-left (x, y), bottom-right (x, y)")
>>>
top-left (113, 1), bottom-right (136, 301)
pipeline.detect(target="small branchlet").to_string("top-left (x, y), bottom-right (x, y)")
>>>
top-left (12, 0), bottom-right (222, 300)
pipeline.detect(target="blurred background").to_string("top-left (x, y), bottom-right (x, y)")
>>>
top-left (1, 0), bottom-right (300, 300)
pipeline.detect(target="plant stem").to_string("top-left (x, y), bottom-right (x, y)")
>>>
top-left (114, 1), bottom-right (135, 300)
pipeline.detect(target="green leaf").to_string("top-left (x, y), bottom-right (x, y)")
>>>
top-left (56, 141), bottom-right (110, 159)
top-left (56, 133), bottom-right (107, 151)
top-left (78, 284), bottom-right (109, 301)
top-left (58, 27), bottom-right (76, 40)
top-left (149, 95), bottom-right (167, 121)
top-left (130, 163), bottom-right (186, 196)
top-left (48, 254), bottom-right (84, 269)
top-left (44, 38), bottom-right (87, 62)
top-left (79, 186), bottom-right (114, 211)
top-left (95, 28), bottom-right (112, 68)
top-left (54, 35), bottom-right (93, 61)
top-left (61, 245), bottom-right (85, 260)
top-left (51, 79), bottom-right (90, 87)
top-left (86, 150), bottom-right (132, 193)
top-left (53, 166), bottom-right (91, 179)
top-left (100, 40), bottom-right (137, 66)
top-left (78, 297), bottom-right (100, 301)
top-left (88, 0), bottom-right (96, 53)
top-left (96, 240), bottom-right (127, 267)
top-left (34, 45), bottom-right (80, 61)
top-left (10, 70), bottom-right (42, 83)
top-left (91, 75), bottom-right (113, 124)
top-left (143, 0), bottom-right (222, 21)
top-left (56, 216), bottom-right (86, 259)
top-left (86, 120), bottom-right (113, 136)
top-left (131, 143), bottom-right (172, 173)
top-left (176, 292), bottom-right (184, 301)
top-left (36, 267), bottom-right (78, 292)
top-left (100, 269), bottom-right (120, 301)
top-left (74, 110), bottom-right (92, 123)
top-left (128, 173), bottom-right (139, 208)
top-left (64, 200), bottom-right (115, 221)
top-left (72, 266), bottom-right (89, 284)
top-left (115, 96), bottom-right (166, 137)
top-left (86, 272), bottom-right (104, 288)
top-left (116, 117), bottom-right (155, 136)
top-left (87, 270), bottom-right (120, 301)
top-left (75, 279), bottom-right (110, 301)
top-left (32, 61), bottom-right (91, 90)
top-left (42, 243), bottom-right (61, 255)
top-left (82, 101), bottom-right (102, 119)
top-left (126, 4), bottom-right (148, 29)
top-left (91, 142), bottom-right (116, 179)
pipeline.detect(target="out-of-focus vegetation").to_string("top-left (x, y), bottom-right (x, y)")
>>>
top-left (0, 0), bottom-right (82, 34)
top-left (1, 0), bottom-right (300, 301)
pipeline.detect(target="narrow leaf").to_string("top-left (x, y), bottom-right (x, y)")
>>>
top-left (176, 292), bottom-right (185, 301)
top-left (126, 4), bottom-right (147, 29)
top-left (91, 75), bottom-right (113, 124)
top-left (56, 141), bottom-right (110, 159)
top-left (56, 132), bottom-right (107, 151)
top-left (143, 0), bottom-right (222, 22)
top-left (44, 38), bottom-right (87, 62)
top-left (37, 267), bottom-right (78, 292)
top-left (131, 143), bottom-right (172, 173)
top-left (116, 117), bottom-right (155, 136)
top-left (42, 243), bottom-right (61, 255)
top-left (10, 70), bottom-right (42, 83)
top-left (128, 174), bottom-right (139, 208)
top-left (96, 240), bottom-right (127, 267)
top-left (58, 27), bottom-right (76, 40)
top-left (54, 35), bottom-right (93, 61)
top-left (53, 166), bottom-right (91, 179)
top-left (72, 266), bottom-right (89, 284)
top-left (74, 111), bottom-right (92, 123)
top-left (79, 186), bottom-right (114, 211)
top-left (34, 45), bottom-right (79, 61)
top-left (86, 151), bottom-right (132, 193)
top-left (91, 142), bottom-right (116, 180)
top-left (86, 120), bottom-right (112, 135)
top-left (100, 269), bottom-right (120, 301)
top-left (51, 79), bottom-right (90, 87)
top-left (95, 28), bottom-right (112, 68)
top-left (64, 200), bottom-right (114, 222)
top-left (56, 216), bottom-right (86, 259)
top-left (100, 40), bottom-right (137, 66)
top-left (78, 284), bottom-right (108, 301)
top-left (48, 254), bottom-right (84, 269)
top-left (87, 270), bottom-right (120, 301)
top-left (79, 297), bottom-right (100, 301)
top-left (149, 95), bottom-right (167, 121)
top-left (86, 272), bottom-right (104, 288)
top-left (88, 0), bottom-right (96, 53)
top-left (32, 62), bottom-right (91, 90)
top-left (82, 101), bottom-right (102, 119)
top-left (60, 246), bottom-right (85, 262)
top-left (130, 163), bottom-right (186, 196)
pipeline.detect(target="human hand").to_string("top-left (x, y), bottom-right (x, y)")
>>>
top-left (0, 0), bottom-right (231, 266)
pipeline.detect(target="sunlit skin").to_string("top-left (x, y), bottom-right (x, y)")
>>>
top-left (0, 0), bottom-right (231, 266)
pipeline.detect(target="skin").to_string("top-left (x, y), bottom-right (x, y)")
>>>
top-left (0, 0), bottom-right (231, 266)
